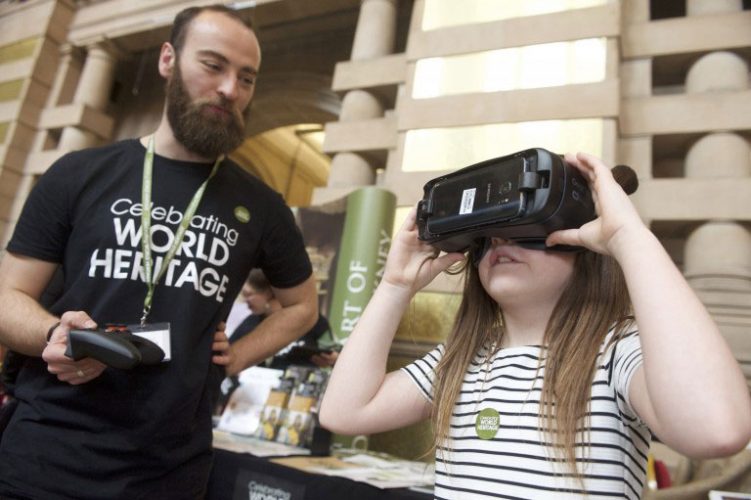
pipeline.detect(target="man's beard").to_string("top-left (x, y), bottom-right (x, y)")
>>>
top-left (165, 63), bottom-right (249, 159)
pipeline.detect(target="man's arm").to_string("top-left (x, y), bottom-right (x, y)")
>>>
top-left (225, 274), bottom-right (318, 375)
top-left (0, 252), bottom-right (60, 355)
top-left (0, 252), bottom-right (106, 384)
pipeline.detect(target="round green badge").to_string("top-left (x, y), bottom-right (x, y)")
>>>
top-left (234, 206), bottom-right (250, 223)
top-left (475, 408), bottom-right (500, 440)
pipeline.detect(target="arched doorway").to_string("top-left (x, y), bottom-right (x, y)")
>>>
top-left (231, 72), bottom-right (341, 207)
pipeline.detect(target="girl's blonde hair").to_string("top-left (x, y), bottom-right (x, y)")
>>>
top-left (431, 248), bottom-right (632, 481)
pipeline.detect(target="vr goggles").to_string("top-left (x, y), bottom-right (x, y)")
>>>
top-left (416, 147), bottom-right (637, 254)
top-left (66, 325), bottom-right (165, 370)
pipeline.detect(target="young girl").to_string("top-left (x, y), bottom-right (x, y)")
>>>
top-left (319, 152), bottom-right (751, 499)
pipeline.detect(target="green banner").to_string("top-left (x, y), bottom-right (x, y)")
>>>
top-left (327, 187), bottom-right (396, 342)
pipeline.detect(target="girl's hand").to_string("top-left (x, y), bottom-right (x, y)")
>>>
top-left (546, 152), bottom-right (650, 257)
top-left (382, 207), bottom-right (465, 295)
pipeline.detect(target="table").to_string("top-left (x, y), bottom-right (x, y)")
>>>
top-left (207, 449), bottom-right (433, 500)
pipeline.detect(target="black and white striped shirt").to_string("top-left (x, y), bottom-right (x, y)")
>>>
top-left (402, 329), bottom-right (649, 499)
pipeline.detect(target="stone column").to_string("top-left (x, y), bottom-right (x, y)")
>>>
top-left (48, 45), bottom-right (84, 108)
top-left (682, 42), bottom-right (751, 385)
top-left (30, 44), bottom-right (83, 154)
top-left (618, 0), bottom-right (652, 180)
top-left (686, 51), bottom-right (748, 95)
top-left (327, 0), bottom-right (398, 188)
top-left (683, 49), bottom-right (750, 276)
top-left (684, 129), bottom-right (751, 290)
top-left (621, 0), bottom-right (650, 24)
top-left (350, 0), bottom-right (397, 61)
top-left (685, 222), bottom-right (751, 286)
top-left (59, 43), bottom-right (119, 151)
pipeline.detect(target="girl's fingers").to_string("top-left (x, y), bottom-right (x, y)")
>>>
top-left (546, 228), bottom-right (583, 248)
top-left (401, 206), bottom-right (418, 232)
top-left (431, 251), bottom-right (466, 273)
top-left (576, 152), bottom-right (622, 191)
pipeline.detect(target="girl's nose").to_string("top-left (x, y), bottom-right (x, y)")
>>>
top-left (489, 237), bottom-right (513, 247)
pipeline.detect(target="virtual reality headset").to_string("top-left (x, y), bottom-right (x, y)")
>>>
top-left (416, 147), bottom-right (637, 253)
top-left (66, 325), bottom-right (165, 370)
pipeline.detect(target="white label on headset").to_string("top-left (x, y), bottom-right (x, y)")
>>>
top-left (460, 188), bottom-right (476, 214)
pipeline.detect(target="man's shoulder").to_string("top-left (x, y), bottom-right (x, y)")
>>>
top-left (221, 158), bottom-right (267, 186)
top-left (61, 138), bottom-right (138, 159)
top-left (219, 159), bottom-right (287, 203)
top-left (49, 139), bottom-right (140, 172)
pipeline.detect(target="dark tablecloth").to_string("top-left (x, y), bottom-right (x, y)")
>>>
top-left (208, 448), bottom-right (433, 500)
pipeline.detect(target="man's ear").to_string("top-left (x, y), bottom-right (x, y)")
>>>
top-left (158, 42), bottom-right (176, 78)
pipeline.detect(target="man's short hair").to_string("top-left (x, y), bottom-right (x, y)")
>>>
top-left (246, 268), bottom-right (271, 292)
top-left (170, 4), bottom-right (254, 55)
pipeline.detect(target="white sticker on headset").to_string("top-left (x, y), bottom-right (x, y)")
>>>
top-left (460, 188), bottom-right (476, 214)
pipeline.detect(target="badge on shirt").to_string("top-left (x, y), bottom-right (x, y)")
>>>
top-left (128, 322), bottom-right (171, 361)
top-left (476, 407), bottom-right (500, 440)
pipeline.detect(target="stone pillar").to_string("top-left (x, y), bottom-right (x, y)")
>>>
top-left (686, 51), bottom-right (748, 94)
top-left (350, 0), bottom-right (397, 61)
top-left (683, 48), bottom-right (749, 269)
top-left (327, 0), bottom-right (397, 188)
top-left (685, 223), bottom-right (751, 286)
top-left (685, 133), bottom-right (751, 178)
top-left (59, 43), bottom-right (119, 151)
top-left (682, 42), bottom-right (751, 385)
top-left (619, 0), bottom-right (652, 180)
top-left (74, 44), bottom-right (118, 109)
top-left (621, 0), bottom-right (650, 24)
top-left (339, 89), bottom-right (383, 121)
top-left (48, 44), bottom-right (84, 108)
top-left (684, 130), bottom-right (751, 284)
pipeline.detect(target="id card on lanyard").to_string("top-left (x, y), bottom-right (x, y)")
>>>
top-left (138, 135), bottom-right (222, 361)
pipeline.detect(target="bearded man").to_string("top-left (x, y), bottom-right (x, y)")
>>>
top-left (0, 5), bottom-right (318, 499)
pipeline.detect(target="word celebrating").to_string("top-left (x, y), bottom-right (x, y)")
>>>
top-left (111, 198), bottom-right (239, 246)
top-left (247, 481), bottom-right (292, 500)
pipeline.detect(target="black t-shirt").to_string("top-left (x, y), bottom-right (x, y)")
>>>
top-left (0, 139), bottom-right (312, 499)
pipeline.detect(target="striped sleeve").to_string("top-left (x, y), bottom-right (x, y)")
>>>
top-left (401, 344), bottom-right (444, 402)
top-left (610, 329), bottom-right (644, 421)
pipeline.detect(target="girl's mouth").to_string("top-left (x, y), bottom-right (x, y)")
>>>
top-left (489, 251), bottom-right (521, 266)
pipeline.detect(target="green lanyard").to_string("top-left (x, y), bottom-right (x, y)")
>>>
top-left (140, 136), bottom-right (222, 325)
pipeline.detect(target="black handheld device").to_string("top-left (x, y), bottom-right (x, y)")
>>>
top-left (285, 344), bottom-right (336, 365)
top-left (65, 325), bottom-right (165, 370)
top-left (416, 147), bottom-right (637, 253)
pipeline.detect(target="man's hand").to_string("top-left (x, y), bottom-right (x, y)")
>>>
top-left (43, 311), bottom-right (107, 385)
top-left (212, 322), bottom-right (232, 369)
top-left (311, 350), bottom-right (339, 368)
